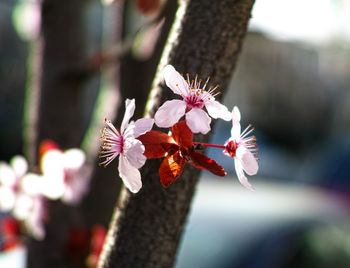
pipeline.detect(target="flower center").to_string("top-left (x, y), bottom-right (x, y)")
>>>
top-left (184, 90), bottom-right (205, 110)
top-left (224, 140), bottom-right (238, 157)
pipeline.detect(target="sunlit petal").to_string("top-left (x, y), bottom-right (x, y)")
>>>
top-left (230, 106), bottom-right (241, 140)
top-left (185, 108), bottom-right (211, 134)
top-left (236, 146), bottom-right (259, 176)
top-left (163, 65), bottom-right (189, 96)
top-left (154, 100), bottom-right (186, 128)
top-left (120, 99), bottom-right (136, 133)
top-left (234, 159), bottom-right (254, 191)
top-left (118, 156), bottom-right (142, 193)
top-left (124, 138), bottom-right (146, 169)
top-left (205, 100), bottom-right (232, 121)
top-left (133, 118), bottom-right (154, 138)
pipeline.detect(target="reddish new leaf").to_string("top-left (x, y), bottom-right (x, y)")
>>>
top-left (159, 151), bottom-right (185, 187)
top-left (136, 0), bottom-right (161, 16)
top-left (189, 151), bottom-right (226, 177)
top-left (138, 130), bottom-right (174, 158)
top-left (170, 121), bottom-right (193, 149)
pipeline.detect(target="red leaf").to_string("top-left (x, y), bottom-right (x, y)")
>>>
top-left (170, 121), bottom-right (193, 149)
top-left (159, 151), bottom-right (185, 187)
top-left (138, 130), bottom-right (175, 158)
top-left (189, 151), bottom-right (226, 177)
top-left (161, 142), bottom-right (180, 157)
top-left (136, 0), bottom-right (161, 15)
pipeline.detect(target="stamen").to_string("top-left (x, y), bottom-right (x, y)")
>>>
top-left (241, 124), bottom-right (254, 138)
top-left (201, 76), bottom-right (209, 90)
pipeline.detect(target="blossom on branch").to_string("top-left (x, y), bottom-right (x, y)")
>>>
top-left (0, 156), bottom-right (47, 240)
top-left (39, 140), bottom-right (89, 205)
top-left (154, 65), bottom-right (231, 134)
top-left (100, 99), bottom-right (154, 193)
top-left (223, 107), bottom-right (258, 190)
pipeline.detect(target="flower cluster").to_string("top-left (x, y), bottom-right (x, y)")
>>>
top-left (0, 141), bottom-right (88, 240)
top-left (100, 65), bottom-right (259, 193)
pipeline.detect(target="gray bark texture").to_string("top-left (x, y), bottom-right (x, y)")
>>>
top-left (37, 0), bottom-right (87, 148)
top-left (98, 0), bottom-right (255, 267)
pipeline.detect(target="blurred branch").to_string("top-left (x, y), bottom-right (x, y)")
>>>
top-left (26, 0), bottom-right (90, 267)
top-left (63, 5), bottom-right (168, 82)
top-left (98, 0), bottom-right (255, 267)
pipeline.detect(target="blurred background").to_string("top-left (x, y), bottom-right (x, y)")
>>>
top-left (1, 0), bottom-right (350, 267)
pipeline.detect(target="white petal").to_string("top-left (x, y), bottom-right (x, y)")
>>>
top-left (124, 138), bottom-right (146, 169)
top-left (232, 106), bottom-right (241, 123)
top-left (41, 149), bottom-right (65, 176)
top-left (133, 118), bottom-right (154, 138)
top-left (236, 146), bottom-right (259, 176)
top-left (21, 173), bottom-right (44, 196)
top-left (118, 156), bottom-right (142, 193)
top-left (185, 108), bottom-right (211, 134)
top-left (63, 148), bottom-right (86, 170)
top-left (0, 186), bottom-right (16, 211)
top-left (13, 193), bottom-right (34, 220)
top-left (154, 100), bottom-right (186, 128)
top-left (230, 107), bottom-right (241, 140)
top-left (163, 65), bottom-right (189, 96)
top-left (121, 99), bottom-right (136, 133)
top-left (10, 155), bottom-right (28, 178)
top-left (0, 162), bottom-right (17, 186)
top-left (234, 159), bottom-right (254, 191)
top-left (205, 100), bottom-right (232, 121)
top-left (25, 196), bottom-right (45, 240)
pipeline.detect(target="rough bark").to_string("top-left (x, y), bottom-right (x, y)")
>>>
top-left (37, 0), bottom-right (88, 148)
top-left (26, 1), bottom-right (89, 267)
top-left (98, 0), bottom-right (255, 267)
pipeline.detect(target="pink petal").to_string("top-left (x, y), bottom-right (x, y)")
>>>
top-left (234, 159), bottom-right (254, 191)
top-left (154, 100), bottom-right (186, 128)
top-left (133, 118), bottom-right (154, 138)
top-left (163, 65), bottom-right (189, 96)
top-left (62, 173), bottom-right (89, 205)
top-left (118, 155), bottom-right (142, 193)
top-left (230, 106), bottom-right (241, 140)
top-left (232, 106), bottom-right (241, 123)
top-left (121, 99), bottom-right (136, 133)
top-left (236, 146), bottom-right (259, 176)
top-left (124, 138), bottom-right (146, 169)
top-left (185, 108), bottom-right (211, 134)
top-left (205, 100), bottom-right (232, 121)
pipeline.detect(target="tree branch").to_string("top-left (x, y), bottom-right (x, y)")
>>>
top-left (98, 0), bottom-right (255, 267)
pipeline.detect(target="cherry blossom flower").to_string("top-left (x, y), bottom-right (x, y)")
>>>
top-left (139, 120), bottom-right (226, 187)
top-left (100, 99), bottom-right (154, 193)
top-left (0, 156), bottom-right (28, 212)
top-left (0, 155), bottom-right (47, 240)
top-left (154, 65), bottom-right (231, 134)
top-left (223, 107), bottom-right (259, 190)
top-left (39, 142), bottom-right (89, 205)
